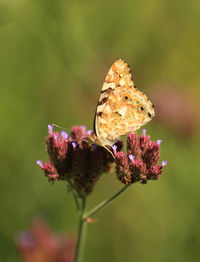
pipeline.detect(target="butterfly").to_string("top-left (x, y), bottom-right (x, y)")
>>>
top-left (87, 59), bottom-right (155, 153)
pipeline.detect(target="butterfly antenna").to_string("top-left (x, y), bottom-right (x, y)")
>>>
top-left (52, 124), bottom-right (68, 131)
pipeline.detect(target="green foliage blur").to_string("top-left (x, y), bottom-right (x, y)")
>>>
top-left (1, 0), bottom-right (200, 261)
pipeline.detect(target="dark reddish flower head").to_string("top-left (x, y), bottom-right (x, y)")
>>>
top-left (37, 125), bottom-right (122, 195)
top-left (16, 218), bottom-right (76, 262)
top-left (37, 125), bottom-right (166, 193)
top-left (113, 129), bottom-right (167, 185)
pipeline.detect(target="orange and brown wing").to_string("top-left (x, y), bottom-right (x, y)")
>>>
top-left (94, 60), bottom-right (135, 145)
top-left (94, 59), bottom-right (155, 146)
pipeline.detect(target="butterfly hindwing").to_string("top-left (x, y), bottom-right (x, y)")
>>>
top-left (94, 59), bottom-right (155, 147)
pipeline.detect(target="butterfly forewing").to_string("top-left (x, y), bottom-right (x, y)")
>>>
top-left (94, 59), bottom-right (155, 147)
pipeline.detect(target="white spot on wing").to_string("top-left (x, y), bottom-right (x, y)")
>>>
top-left (119, 79), bottom-right (125, 86)
top-left (97, 104), bottom-right (105, 112)
top-left (102, 82), bottom-right (116, 91)
top-left (118, 64), bottom-right (125, 70)
top-left (110, 75), bottom-right (115, 81)
top-left (105, 105), bottom-right (111, 113)
top-left (108, 69), bottom-right (114, 75)
top-left (118, 106), bottom-right (127, 116)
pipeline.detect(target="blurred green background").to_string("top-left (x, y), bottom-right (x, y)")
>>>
top-left (1, 0), bottom-right (200, 261)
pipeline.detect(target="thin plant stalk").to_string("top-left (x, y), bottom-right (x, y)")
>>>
top-left (84, 184), bottom-right (131, 220)
top-left (74, 196), bottom-right (87, 262)
top-left (74, 184), bottom-right (131, 262)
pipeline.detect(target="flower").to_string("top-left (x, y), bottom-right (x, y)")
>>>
top-left (16, 218), bottom-right (76, 262)
top-left (151, 86), bottom-right (199, 138)
top-left (114, 131), bottom-right (167, 184)
top-left (37, 125), bottom-right (166, 192)
top-left (37, 125), bottom-right (122, 195)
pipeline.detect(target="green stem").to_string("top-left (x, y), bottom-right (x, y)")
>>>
top-left (67, 179), bottom-right (80, 211)
top-left (83, 184), bottom-right (131, 220)
top-left (74, 196), bottom-right (87, 262)
top-left (72, 190), bottom-right (80, 211)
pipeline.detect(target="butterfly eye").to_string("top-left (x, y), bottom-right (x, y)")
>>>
top-left (137, 105), bottom-right (146, 113)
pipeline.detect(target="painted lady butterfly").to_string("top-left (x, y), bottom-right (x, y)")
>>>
top-left (88, 59), bottom-right (155, 152)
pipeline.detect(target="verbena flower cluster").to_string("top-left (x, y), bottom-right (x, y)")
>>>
top-left (37, 125), bottom-right (122, 195)
top-left (37, 125), bottom-right (167, 195)
top-left (113, 129), bottom-right (167, 184)
top-left (16, 218), bottom-right (76, 262)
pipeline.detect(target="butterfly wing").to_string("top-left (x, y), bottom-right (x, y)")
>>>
top-left (94, 59), bottom-right (155, 146)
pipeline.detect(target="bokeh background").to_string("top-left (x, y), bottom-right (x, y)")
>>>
top-left (1, 0), bottom-right (200, 261)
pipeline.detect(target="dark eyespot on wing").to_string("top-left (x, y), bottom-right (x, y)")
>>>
top-left (97, 112), bottom-right (103, 117)
top-left (115, 111), bottom-right (122, 117)
top-left (98, 97), bottom-right (108, 105)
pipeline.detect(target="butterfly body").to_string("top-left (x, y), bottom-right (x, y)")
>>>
top-left (88, 59), bottom-right (155, 148)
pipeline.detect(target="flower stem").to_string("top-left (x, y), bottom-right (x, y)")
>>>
top-left (72, 190), bottom-right (80, 211)
top-left (83, 184), bottom-right (131, 220)
top-left (74, 196), bottom-right (87, 262)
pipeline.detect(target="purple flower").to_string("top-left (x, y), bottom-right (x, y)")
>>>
top-left (36, 160), bottom-right (43, 167)
top-left (87, 130), bottom-right (93, 135)
top-left (61, 131), bottom-right (69, 140)
top-left (37, 125), bottom-right (166, 194)
top-left (115, 130), bottom-right (167, 185)
top-left (16, 218), bottom-right (76, 262)
top-left (37, 125), bottom-right (119, 195)
top-left (162, 160), bottom-right (167, 166)
top-left (48, 124), bottom-right (53, 134)
top-left (128, 154), bottom-right (135, 163)
top-left (111, 145), bottom-right (118, 155)
top-left (53, 134), bottom-right (58, 140)
top-left (142, 129), bottom-right (146, 135)
top-left (72, 142), bottom-right (77, 148)
top-left (157, 139), bottom-right (162, 145)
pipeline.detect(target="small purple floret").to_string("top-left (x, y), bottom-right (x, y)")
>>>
top-left (72, 142), bottom-right (77, 148)
top-left (48, 125), bottom-right (53, 134)
top-left (61, 131), bottom-right (68, 140)
top-left (162, 160), bottom-right (167, 166)
top-left (36, 160), bottom-right (43, 167)
top-left (111, 145), bottom-right (117, 155)
top-left (131, 126), bottom-right (134, 132)
top-left (53, 134), bottom-right (58, 140)
top-left (157, 139), bottom-right (162, 145)
top-left (87, 130), bottom-right (93, 135)
top-left (17, 231), bottom-right (35, 247)
top-left (81, 126), bottom-right (86, 131)
top-left (116, 130), bottom-right (167, 185)
top-left (129, 154), bottom-right (135, 162)
top-left (142, 129), bottom-right (146, 135)
top-left (39, 125), bottom-right (117, 195)
top-left (92, 144), bottom-right (96, 149)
